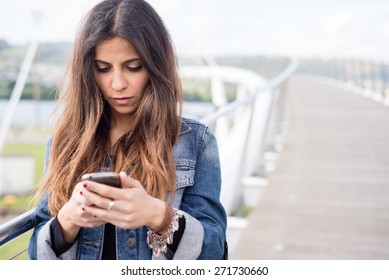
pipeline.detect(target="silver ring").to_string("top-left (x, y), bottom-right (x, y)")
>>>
top-left (107, 200), bottom-right (115, 210)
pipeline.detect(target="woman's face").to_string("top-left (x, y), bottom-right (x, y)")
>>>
top-left (94, 37), bottom-right (150, 123)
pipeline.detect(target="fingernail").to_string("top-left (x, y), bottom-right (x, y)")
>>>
top-left (83, 183), bottom-right (87, 188)
top-left (80, 191), bottom-right (83, 195)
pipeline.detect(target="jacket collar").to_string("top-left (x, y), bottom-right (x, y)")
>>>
top-left (179, 118), bottom-right (192, 135)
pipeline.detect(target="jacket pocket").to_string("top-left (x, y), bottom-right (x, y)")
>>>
top-left (172, 159), bottom-right (195, 208)
top-left (175, 159), bottom-right (195, 189)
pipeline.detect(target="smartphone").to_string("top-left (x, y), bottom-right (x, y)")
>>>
top-left (81, 172), bottom-right (122, 188)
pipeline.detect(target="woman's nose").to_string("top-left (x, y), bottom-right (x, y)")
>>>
top-left (111, 71), bottom-right (128, 91)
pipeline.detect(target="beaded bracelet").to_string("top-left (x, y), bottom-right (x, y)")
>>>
top-left (147, 206), bottom-right (182, 257)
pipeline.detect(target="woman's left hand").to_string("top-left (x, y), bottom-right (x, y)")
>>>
top-left (81, 171), bottom-right (166, 230)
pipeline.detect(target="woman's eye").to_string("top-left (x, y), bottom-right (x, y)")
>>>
top-left (127, 65), bottom-right (142, 72)
top-left (94, 63), bottom-right (142, 73)
top-left (96, 67), bottom-right (110, 73)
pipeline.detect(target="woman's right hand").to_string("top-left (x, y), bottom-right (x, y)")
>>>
top-left (57, 181), bottom-right (105, 243)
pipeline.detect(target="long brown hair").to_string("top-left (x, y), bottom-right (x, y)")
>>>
top-left (36, 0), bottom-right (182, 215)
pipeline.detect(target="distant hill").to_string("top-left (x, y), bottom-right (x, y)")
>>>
top-left (36, 41), bottom-right (73, 65)
top-left (0, 40), bottom-right (72, 100)
top-left (0, 40), bottom-right (72, 68)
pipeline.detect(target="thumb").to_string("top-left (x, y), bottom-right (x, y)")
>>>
top-left (119, 171), bottom-right (142, 189)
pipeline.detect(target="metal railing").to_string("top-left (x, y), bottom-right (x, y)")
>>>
top-left (0, 57), bottom-right (299, 259)
top-left (0, 209), bottom-right (35, 259)
top-left (297, 57), bottom-right (389, 106)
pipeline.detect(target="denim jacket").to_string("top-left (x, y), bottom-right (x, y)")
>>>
top-left (28, 118), bottom-right (227, 260)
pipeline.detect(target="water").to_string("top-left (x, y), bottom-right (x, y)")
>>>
top-left (0, 100), bottom-right (215, 129)
top-left (0, 100), bottom-right (57, 128)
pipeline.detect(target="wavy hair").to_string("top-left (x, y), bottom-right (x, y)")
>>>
top-left (36, 0), bottom-right (182, 215)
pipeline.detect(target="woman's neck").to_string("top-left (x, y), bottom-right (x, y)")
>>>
top-left (108, 115), bottom-right (134, 153)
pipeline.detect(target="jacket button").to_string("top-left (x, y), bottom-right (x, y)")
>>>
top-left (127, 238), bottom-right (136, 248)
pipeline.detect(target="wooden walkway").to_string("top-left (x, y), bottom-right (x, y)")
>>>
top-left (231, 75), bottom-right (389, 259)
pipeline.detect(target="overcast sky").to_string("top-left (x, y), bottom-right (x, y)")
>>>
top-left (1, 0), bottom-right (388, 60)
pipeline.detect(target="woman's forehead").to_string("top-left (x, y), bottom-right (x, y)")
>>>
top-left (95, 37), bottom-right (139, 60)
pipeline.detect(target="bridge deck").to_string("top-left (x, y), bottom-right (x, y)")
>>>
top-left (231, 74), bottom-right (389, 259)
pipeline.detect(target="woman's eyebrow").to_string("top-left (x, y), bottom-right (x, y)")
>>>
top-left (94, 58), bottom-right (141, 64)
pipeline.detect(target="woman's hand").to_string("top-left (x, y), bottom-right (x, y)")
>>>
top-left (57, 181), bottom-right (106, 243)
top-left (81, 171), bottom-right (166, 230)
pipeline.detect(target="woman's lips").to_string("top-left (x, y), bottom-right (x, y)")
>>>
top-left (112, 97), bottom-right (133, 105)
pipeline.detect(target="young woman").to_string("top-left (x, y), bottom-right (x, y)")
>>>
top-left (28, 0), bottom-right (227, 260)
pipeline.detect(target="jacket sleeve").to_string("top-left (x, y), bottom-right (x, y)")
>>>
top-left (28, 138), bottom-right (78, 260)
top-left (28, 198), bottom-right (79, 260)
top-left (170, 126), bottom-right (227, 260)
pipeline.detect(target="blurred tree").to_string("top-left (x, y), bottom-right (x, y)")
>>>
top-left (0, 39), bottom-right (10, 51)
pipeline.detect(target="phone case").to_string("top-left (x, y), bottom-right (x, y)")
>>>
top-left (81, 172), bottom-right (122, 188)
